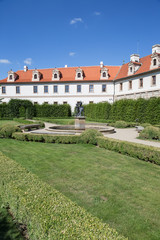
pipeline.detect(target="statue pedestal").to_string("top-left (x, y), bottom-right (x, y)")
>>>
top-left (75, 117), bottom-right (86, 130)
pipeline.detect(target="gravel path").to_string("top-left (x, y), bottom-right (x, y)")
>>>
top-left (105, 128), bottom-right (160, 148)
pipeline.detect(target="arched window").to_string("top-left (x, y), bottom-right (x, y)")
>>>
top-left (77, 73), bottom-right (81, 78)
top-left (9, 75), bottom-right (13, 80)
top-left (153, 59), bottom-right (157, 66)
top-left (54, 73), bottom-right (57, 79)
top-left (34, 74), bottom-right (37, 79)
top-left (103, 72), bottom-right (106, 78)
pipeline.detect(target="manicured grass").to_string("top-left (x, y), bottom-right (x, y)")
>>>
top-left (0, 119), bottom-right (33, 128)
top-left (0, 197), bottom-right (24, 240)
top-left (0, 139), bottom-right (160, 240)
top-left (33, 117), bottom-right (75, 125)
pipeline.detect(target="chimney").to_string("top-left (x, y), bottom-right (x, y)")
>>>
top-left (152, 44), bottom-right (160, 54)
top-left (100, 61), bottom-right (103, 68)
top-left (24, 66), bottom-right (28, 72)
top-left (65, 65), bottom-right (68, 68)
top-left (130, 54), bottom-right (140, 63)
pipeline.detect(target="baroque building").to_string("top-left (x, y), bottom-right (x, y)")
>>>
top-left (0, 44), bottom-right (160, 111)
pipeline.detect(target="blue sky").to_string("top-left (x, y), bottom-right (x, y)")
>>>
top-left (0, 0), bottom-right (160, 79)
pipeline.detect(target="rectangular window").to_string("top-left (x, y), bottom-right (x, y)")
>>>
top-left (63, 101), bottom-right (67, 104)
top-left (2, 86), bottom-right (6, 94)
top-left (77, 85), bottom-right (81, 92)
top-left (139, 78), bottom-right (143, 88)
top-left (102, 84), bottom-right (106, 92)
top-left (33, 86), bottom-right (38, 93)
top-left (53, 85), bottom-right (58, 93)
top-left (65, 85), bottom-right (69, 93)
top-left (120, 83), bottom-right (123, 91)
top-left (152, 76), bottom-right (156, 86)
top-left (16, 86), bottom-right (20, 94)
top-left (129, 81), bottom-right (132, 89)
top-left (34, 102), bottom-right (38, 105)
top-left (89, 84), bottom-right (94, 92)
top-left (44, 86), bottom-right (48, 93)
top-left (54, 102), bottom-right (58, 105)
top-left (44, 102), bottom-right (48, 104)
top-left (89, 101), bottom-right (94, 104)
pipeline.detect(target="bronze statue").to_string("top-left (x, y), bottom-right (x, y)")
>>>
top-left (76, 101), bottom-right (84, 117)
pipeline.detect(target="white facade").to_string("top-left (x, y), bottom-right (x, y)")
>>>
top-left (115, 71), bottom-right (160, 100)
top-left (0, 44), bottom-right (160, 111)
top-left (0, 81), bottom-right (114, 111)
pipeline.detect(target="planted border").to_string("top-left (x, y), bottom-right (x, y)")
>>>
top-left (0, 152), bottom-right (126, 240)
top-left (12, 132), bottom-right (160, 165)
top-left (97, 137), bottom-right (160, 165)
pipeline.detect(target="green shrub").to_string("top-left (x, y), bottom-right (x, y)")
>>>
top-left (97, 137), bottom-right (160, 165)
top-left (12, 132), bottom-right (81, 144)
top-left (0, 152), bottom-right (126, 240)
top-left (111, 121), bottom-right (136, 128)
top-left (139, 126), bottom-right (160, 140)
top-left (80, 129), bottom-right (103, 145)
top-left (141, 123), bottom-right (152, 128)
top-left (0, 124), bottom-right (21, 138)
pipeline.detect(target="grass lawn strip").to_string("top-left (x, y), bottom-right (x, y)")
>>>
top-left (0, 151), bottom-right (126, 240)
top-left (0, 139), bottom-right (160, 240)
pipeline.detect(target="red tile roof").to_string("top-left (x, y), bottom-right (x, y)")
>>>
top-left (1, 54), bottom-right (159, 84)
top-left (0, 65), bottom-right (121, 83)
top-left (115, 54), bottom-right (160, 80)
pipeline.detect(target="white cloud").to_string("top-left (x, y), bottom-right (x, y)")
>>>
top-left (24, 58), bottom-right (32, 65)
top-left (69, 52), bottom-right (76, 56)
top-left (0, 59), bottom-right (11, 64)
top-left (70, 18), bottom-right (83, 25)
top-left (94, 12), bottom-right (101, 16)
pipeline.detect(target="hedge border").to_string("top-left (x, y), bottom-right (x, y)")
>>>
top-left (0, 152), bottom-right (126, 240)
top-left (97, 137), bottom-right (160, 165)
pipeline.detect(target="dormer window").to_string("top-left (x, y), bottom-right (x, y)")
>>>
top-left (7, 70), bottom-right (17, 82)
top-left (78, 72), bottom-right (81, 78)
top-left (103, 72), bottom-right (106, 78)
top-left (32, 69), bottom-right (41, 81)
top-left (150, 51), bottom-right (160, 69)
top-left (153, 59), bottom-right (157, 66)
top-left (100, 67), bottom-right (108, 80)
top-left (34, 74), bottom-right (37, 79)
top-left (75, 68), bottom-right (83, 80)
top-left (52, 69), bottom-right (60, 80)
top-left (128, 54), bottom-right (141, 76)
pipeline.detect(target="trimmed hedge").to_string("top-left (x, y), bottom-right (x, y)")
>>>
top-left (12, 132), bottom-right (81, 144)
top-left (34, 103), bottom-right (71, 118)
top-left (0, 152), bottom-right (126, 240)
top-left (84, 97), bottom-right (160, 124)
top-left (0, 100), bottom-right (72, 119)
top-left (84, 102), bottom-right (111, 120)
top-left (97, 137), bottom-right (160, 165)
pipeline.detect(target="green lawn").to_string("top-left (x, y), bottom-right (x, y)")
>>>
top-left (0, 139), bottom-right (160, 240)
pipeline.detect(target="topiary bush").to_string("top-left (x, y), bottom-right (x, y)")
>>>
top-left (0, 124), bottom-right (21, 138)
top-left (139, 126), bottom-right (160, 141)
top-left (80, 129), bottom-right (103, 145)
